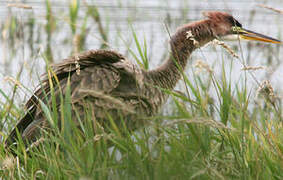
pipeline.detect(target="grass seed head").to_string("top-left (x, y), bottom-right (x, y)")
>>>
top-left (256, 80), bottom-right (276, 104)
top-left (75, 56), bottom-right (80, 75)
top-left (1, 156), bottom-right (15, 170)
top-left (7, 3), bottom-right (32, 9)
top-left (241, 66), bottom-right (265, 71)
top-left (212, 39), bottom-right (239, 59)
top-left (194, 60), bottom-right (213, 74)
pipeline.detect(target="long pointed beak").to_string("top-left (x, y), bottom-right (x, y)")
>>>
top-left (238, 28), bottom-right (281, 44)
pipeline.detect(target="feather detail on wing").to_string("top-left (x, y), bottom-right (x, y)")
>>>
top-left (5, 49), bottom-right (144, 146)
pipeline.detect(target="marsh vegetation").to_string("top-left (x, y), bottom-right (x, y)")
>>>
top-left (0, 0), bottom-right (282, 179)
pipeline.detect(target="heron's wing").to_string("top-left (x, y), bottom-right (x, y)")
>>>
top-left (5, 50), bottom-right (139, 146)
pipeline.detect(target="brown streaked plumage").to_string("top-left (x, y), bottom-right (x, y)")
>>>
top-left (5, 11), bottom-right (281, 148)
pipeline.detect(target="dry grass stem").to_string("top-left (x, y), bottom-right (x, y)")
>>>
top-left (93, 134), bottom-right (103, 141)
top-left (16, 157), bottom-right (20, 173)
top-left (212, 39), bottom-right (239, 58)
top-left (4, 76), bottom-right (23, 88)
top-left (258, 4), bottom-right (283, 14)
top-left (34, 170), bottom-right (46, 178)
top-left (81, 133), bottom-right (114, 149)
top-left (73, 35), bottom-right (80, 54)
top-left (7, 3), bottom-right (32, 9)
top-left (194, 60), bottom-right (213, 74)
top-left (241, 66), bottom-right (265, 71)
top-left (26, 138), bottom-right (46, 153)
top-left (165, 118), bottom-right (235, 131)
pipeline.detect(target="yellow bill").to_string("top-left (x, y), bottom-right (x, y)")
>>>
top-left (232, 26), bottom-right (281, 44)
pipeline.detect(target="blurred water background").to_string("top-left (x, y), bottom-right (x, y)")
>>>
top-left (0, 0), bottom-right (282, 106)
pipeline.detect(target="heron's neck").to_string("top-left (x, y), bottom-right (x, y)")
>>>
top-left (146, 20), bottom-right (214, 89)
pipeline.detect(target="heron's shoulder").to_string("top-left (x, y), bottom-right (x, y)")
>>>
top-left (76, 49), bottom-right (126, 63)
top-left (49, 49), bottom-right (144, 80)
top-left (51, 49), bottom-right (126, 71)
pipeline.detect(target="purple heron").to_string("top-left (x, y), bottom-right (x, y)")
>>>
top-left (5, 11), bottom-right (281, 149)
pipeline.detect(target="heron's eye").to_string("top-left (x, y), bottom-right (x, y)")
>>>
top-left (231, 26), bottom-right (242, 33)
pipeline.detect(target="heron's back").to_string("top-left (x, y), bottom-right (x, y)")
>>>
top-left (5, 50), bottom-right (167, 146)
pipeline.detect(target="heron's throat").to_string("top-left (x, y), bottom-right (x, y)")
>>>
top-left (147, 21), bottom-right (215, 89)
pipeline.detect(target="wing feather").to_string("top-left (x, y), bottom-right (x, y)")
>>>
top-left (5, 49), bottom-right (140, 146)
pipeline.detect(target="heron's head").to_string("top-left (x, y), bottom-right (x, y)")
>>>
top-left (203, 11), bottom-right (281, 44)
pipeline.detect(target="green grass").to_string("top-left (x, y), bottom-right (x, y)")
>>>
top-left (1, 79), bottom-right (282, 179)
top-left (0, 1), bottom-right (283, 179)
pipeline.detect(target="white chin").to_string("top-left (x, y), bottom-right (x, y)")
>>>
top-left (221, 34), bottom-right (241, 41)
